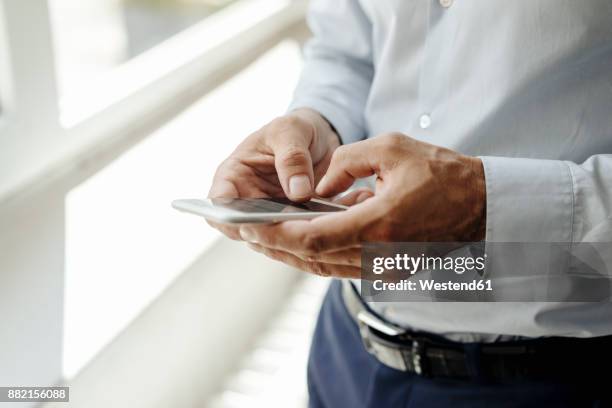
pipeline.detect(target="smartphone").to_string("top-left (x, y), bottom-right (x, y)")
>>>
top-left (171, 197), bottom-right (348, 224)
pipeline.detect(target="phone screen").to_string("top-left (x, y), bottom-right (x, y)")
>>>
top-left (210, 198), bottom-right (345, 213)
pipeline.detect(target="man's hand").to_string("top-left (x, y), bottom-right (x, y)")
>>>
top-left (208, 108), bottom-right (340, 239)
top-left (239, 133), bottom-right (486, 278)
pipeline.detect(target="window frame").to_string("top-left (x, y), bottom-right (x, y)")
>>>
top-left (0, 0), bottom-right (308, 203)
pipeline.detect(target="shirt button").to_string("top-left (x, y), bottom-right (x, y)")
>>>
top-left (419, 114), bottom-right (432, 129)
top-left (439, 0), bottom-right (453, 8)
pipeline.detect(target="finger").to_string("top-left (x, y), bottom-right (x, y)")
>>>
top-left (316, 141), bottom-right (379, 197)
top-left (239, 196), bottom-right (386, 254)
top-left (246, 243), bottom-right (360, 278)
top-left (333, 188), bottom-right (374, 206)
top-left (294, 247), bottom-right (362, 267)
top-left (206, 219), bottom-right (242, 241)
top-left (208, 177), bottom-right (239, 199)
top-left (206, 177), bottom-right (243, 239)
top-left (251, 243), bottom-right (362, 266)
top-left (267, 129), bottom-right (314, 202)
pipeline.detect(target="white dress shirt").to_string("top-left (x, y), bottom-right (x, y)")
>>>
top-left (289, 0), bottom-right (612, 341)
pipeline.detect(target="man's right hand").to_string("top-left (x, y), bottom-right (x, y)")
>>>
top-left (208, 108), bottom-right (341, 240)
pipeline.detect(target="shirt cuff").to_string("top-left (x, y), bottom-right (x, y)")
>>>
top-left (287, 97), bottom-right (365, 145)
top-left (480, 156), bottom-right (574, 243)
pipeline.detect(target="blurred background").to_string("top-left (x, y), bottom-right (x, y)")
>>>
top-left (0, 0), bottom-right (329, 406)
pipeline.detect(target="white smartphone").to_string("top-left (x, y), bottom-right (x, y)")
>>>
top-left (171, 197), bottom-right (348, 224)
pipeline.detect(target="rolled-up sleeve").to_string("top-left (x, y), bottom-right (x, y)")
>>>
top-left (288, 0), bottom-right (374, 144)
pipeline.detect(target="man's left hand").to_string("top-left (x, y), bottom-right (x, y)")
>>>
top-left (240, 133), bottom-right (487, 278)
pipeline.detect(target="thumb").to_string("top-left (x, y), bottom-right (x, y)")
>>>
top-left (315, 142), bottom-right (377, 197)
top-left (269, 136), bottom-right (314, 202)
top-left (333, 188), bottom-right (375, 206)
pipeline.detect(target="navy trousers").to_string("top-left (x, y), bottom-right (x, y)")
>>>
top-left (307, 280), bottom-right (609, 408)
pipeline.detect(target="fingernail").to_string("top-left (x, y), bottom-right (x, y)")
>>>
top-left (315, 175), bottom-right (328, 195)
top-left (289, 174), bottom-right (311, 198)
top-left (239, 226), bottom-right (257, 243)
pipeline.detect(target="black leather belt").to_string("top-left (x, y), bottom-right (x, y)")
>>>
top-left (341, 280), bottom-right (612, 384)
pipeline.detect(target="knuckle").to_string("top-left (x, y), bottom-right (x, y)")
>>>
top-left (346, 255), bottom-right (357, 266)
top-left (215, 156), bottom-right (240, 176)
top-left (268, 115), bottom-right (309, 134)
top-left (241, 129), bottom-right (264, 146)
top-left (223, 230), bottom-right (242, 241)
top-left (309, 262), bottom-right (331, 277)
top-left (264, 248), bottom-right (282, 262)
top-left (302, 233), bottom-right (324, 255)
top-left (258, 233), bottom-right (276, 248)
top-left (377, 222), bottom-right (396, 241)
top-left (318, 264), bottom-right (333, 277)
top-left (378, 133), bottom-right (405, 152)
top-left (295, 252), bottom-right (314, 262)
top-left (386, 132), bottom-right (406, 143)
top-left (308, 262), bottom-right (322, 275)
top-left (212, 159), bottom-right (229, 179)
top-left (331, 145), bottom-right (348, 162)
top-left (280, 147), bottom-right (309, 168)
top-left (328, 146), bottom-right (348, 169)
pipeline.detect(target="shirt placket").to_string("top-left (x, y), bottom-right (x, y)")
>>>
top-left (415, 0), bottom-right (458, 136)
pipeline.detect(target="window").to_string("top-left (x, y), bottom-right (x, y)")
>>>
top-left (49, 0), bottom-right (243, 98)
top-left (63, 40), bottom-right (303, 377)
top-left (0, 0), bottom-right (308, 396)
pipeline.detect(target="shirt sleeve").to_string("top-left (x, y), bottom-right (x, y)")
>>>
top-left (288, 0), bottom-right (374, 144)
top-left (480, 154), bottom-right (612, 286)
top-left (481, 154), bottom-right (612, 243)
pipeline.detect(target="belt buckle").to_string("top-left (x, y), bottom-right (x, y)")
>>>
top-left (355, 310), bottom-right (404, 362)
top-left (356, 311), bottom-right (429, 376)
top-left (356, 310), bottom-right (404, 337)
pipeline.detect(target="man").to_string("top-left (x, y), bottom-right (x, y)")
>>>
top-left (209, 0), bottom-right (612, 406)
